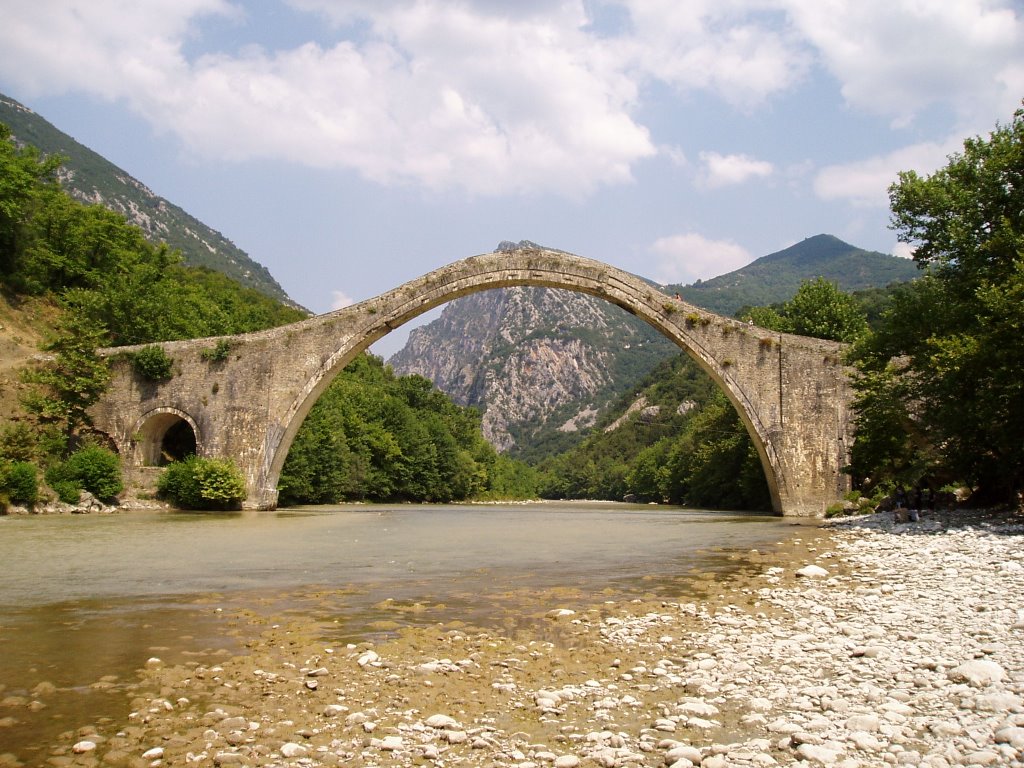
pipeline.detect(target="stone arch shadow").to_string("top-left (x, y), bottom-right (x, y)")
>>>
top-left (261, 256), bottom-right (801, 514)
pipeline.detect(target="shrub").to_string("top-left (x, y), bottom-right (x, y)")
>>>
top-left (48, 445), bottom-right (123, 502)
top-left (200, 339), bottom-right (232, 363)
top-left (824, 502), bottom-right (850, 518)
top-left (50, 479), bottom-right (81, 504)
top-left (2, 461), bottom-right (39, 506)
top-left (132, 345), bottom-right (174, 381)
top-left (158, 456), bottom-right (246, 510)
top-left (0, 423), bottom-right (37, 462)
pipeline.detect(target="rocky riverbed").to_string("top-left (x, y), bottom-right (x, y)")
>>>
top-left (20, 508), bottom-right (1024, 768)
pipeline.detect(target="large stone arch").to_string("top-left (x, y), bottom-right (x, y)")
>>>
top-left (266, 265), bottom-right (787, 508)
top-left (93, 245), bottom-right (852, 516)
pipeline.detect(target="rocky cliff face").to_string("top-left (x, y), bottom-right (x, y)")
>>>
top-left (389, 286), bottom-right (674, 453)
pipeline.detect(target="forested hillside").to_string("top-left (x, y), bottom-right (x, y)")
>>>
top-left (0, 93), bottom-right (297, 306)
top-left (672, 234), bottom-right (919, 316)
top-left (278, 355), bottom-right (536, 505)
top-left (0, 121), bottom-right (532, 509)
top-left (537, 278), bottom-right (876, 509)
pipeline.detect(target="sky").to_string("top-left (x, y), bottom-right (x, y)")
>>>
top-left (1, 0), bottom-right (1022, 357)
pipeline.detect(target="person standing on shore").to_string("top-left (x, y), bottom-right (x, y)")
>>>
top-left (894, 485), bottom-right (907, 523)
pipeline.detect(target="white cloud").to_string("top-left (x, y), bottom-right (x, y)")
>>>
top-left (699, 151), bottom-right (774, 188)
top-left (1, 0), bottom-right (1021, 200)
top-left (0, 0), bottom-right (231, 97)
top-left (330, 290), bottom-right (355, 310)
top-left (892, 242), bottom-right (916, 259)
top-left (781, 0), bottom-right (1024, 127)
top-left (618, 0), bottom-right (811, 108)
top-left (0, 0), bottom-right (655, 197)
top-left (650, 233), bottom-right (753, 285)
top-left (814, 137), bottom-right (960, 207)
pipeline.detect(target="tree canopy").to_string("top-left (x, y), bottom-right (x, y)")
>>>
top-left (741, 276), bottom-right (868, 342)
top-left (849, 105), bottom-right (1024, 502)
top-left (278, 354), bottom-right (538, 504)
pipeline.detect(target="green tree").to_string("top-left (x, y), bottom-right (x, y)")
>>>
top-left (784, 277), bottom-right (868, 342)
top-left (0, 123), bottom-right (63, 286)
top-left (46, 444), bottom-right (123, 502)
top-left (0, 461), bottom-right (39, 506)
top-left (21, 312), bottom-right (111, 443)
top-left (0, 423), bottom-right (38, 463)
top-left (850, 104), bottom-right (1024, 501)
top-left (743, 278), bottom-right (867, 342)
top-left (278, 354), bottom-right (523, 504)
top-left (743, 305), bottom-right (791, 334)
top-left (659, 391), bottom-right (771, 510)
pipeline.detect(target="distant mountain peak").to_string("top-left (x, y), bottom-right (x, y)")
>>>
top-left (494, 240), bottom-right (576, 256)
top-left (671, 234), bottom-right (918, 315)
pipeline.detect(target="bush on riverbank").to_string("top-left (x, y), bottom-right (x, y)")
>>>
top-left (0, 460), bottom-right (39, 507)
top-left (45, 444), bottom-right (123, 503)
top-left (158, 456), bottom-right (246, 510)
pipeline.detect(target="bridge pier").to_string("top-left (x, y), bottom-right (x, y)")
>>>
top-left (92, 246), bottom-right (853, 516)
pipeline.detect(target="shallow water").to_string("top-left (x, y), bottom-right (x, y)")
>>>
top-left (0, 502), bottom-right (798, 763)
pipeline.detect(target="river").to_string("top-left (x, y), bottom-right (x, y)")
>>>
top-left (0, 502), bottom-right (802, 764)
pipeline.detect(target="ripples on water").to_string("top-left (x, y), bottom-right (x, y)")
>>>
top-left (0, 502), bottom-right (796, 762)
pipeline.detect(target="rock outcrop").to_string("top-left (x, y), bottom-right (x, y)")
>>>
top-left (389, 286), bottom-right (672, 452)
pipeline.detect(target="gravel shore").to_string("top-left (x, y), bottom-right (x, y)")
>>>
top-left (31, 508), bottom-right (1024, 768)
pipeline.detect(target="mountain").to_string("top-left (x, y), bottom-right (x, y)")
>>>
top-left (390, 285), bottom-right (676, 457)
top-left (0, 93), bottom-right (298, 307)
top-left (389, 236), bottom-right (918, 458)
top-left (671, 234), bottom-right (920, 316)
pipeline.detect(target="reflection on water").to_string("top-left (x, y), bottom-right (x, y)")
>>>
top-left (0, 502), bottom-right (796, 763)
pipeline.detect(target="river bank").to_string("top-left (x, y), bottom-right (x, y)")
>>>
top-left (18, 506), bottom-right (1020, 768)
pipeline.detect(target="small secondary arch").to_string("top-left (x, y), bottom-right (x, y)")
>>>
top-left (132, 407), bottom-right (200, 467)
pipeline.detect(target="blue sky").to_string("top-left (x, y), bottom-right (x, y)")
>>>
top-left (2, 0), bottom-right (1022, 356)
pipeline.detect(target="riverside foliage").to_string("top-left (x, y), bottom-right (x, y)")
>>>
top-left (535, 277), bottom-right (874, 510)
top-left (848, 105), bottom-right (1024, 503)
top-left (278, 355), bottom-right (538, 505)
top-left (157, 456), bottom-right (246, 510)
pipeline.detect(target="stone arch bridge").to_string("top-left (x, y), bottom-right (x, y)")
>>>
top-left (91, 245), bottom-right (854, 516)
